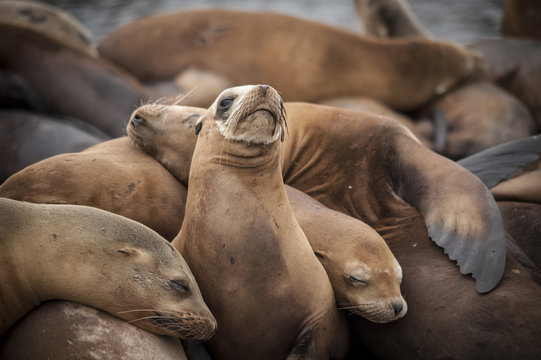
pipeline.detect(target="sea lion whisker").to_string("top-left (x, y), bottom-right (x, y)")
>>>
top-left (172, 86), bottom-right (198, 106)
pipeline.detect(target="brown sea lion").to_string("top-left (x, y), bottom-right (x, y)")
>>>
top-left (173, 85), bottom-right (349, 359)
top-left (501, 0), bottom-right (541, 40)
top-left (129, 100), bottom-right (506, 293)
top-left (0, 301), bottom-right (188, 360)
top-left (0, 137), bottom-right (188, 241)
top-left (349, 206), bottom-right (541, 360)
top-left (0, 109), bottom-right (109, 182)
top-left (98, 8), bottom-right (484, 111)
top-left (0, 0), bottom-right (97, 57)
top-left (0, 197), bottom-right (217, 338)
top-left (0, 22), bottom-right (149, 138)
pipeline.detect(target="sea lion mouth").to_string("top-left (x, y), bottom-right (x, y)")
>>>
top-left (146, 310), bottom-right (217, 340)
top-left (338, 300), bottom-right (407, 323)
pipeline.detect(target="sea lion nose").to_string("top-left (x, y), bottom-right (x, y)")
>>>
top-left (393, 302), bottom-right (403, 316)
top-left (260, 85), bottom-right (269, 97)
top-left (131, 115), bottom-right (144, 129)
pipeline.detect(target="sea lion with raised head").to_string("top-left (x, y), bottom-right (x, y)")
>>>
top-left (0, 301), bottom-right (188, 360)
top-left (0, 197), bottom-right (217, 339)
top-left (173, 85), bottom-right (349, 359)
top-left (0, 137), bottom-right (188, 241)
top-left (98, 8), bottom-right (483, 111)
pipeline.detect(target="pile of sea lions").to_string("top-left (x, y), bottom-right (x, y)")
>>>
top-left (1, 0), bottom-right (540, 359)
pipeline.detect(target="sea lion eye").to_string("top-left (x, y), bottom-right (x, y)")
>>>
top-left (169, 280), bottom-right (189, 292)
top-left (348, 275), bottom-right (367, 286)
top-left (219, 97), bottom-right (234, 110)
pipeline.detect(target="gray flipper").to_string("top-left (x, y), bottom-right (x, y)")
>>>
top-left (458, 135), bottom-right (541, 188)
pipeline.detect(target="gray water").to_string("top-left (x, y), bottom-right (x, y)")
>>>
top-left (38, 0), bottom-right (506, 45)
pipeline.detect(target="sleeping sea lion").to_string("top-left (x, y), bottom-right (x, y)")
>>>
top-left (172, 85), bottom-right (349, 359)
top-left (0, 301), bottom-right (188, 360)
top-left (0, 137), bottom-right (187, 241)
top-left (98, 8), bottom-right (484, 111)
top-left (0, 197), bottom-right (217, 339)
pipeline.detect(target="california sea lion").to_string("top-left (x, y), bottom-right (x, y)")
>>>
top-left (0, 197), bottom-right (217, 339)
top-left (0, 0), bottom-right (97, 57)
top-left (0, 137), bottom-right (187, 241)
top-left (0, 109), bottom-right (108, 182)
top-left (0, 22), bottom-right (149, 138)
top-left (0, 301), bottom-right (188, 360)
top-left (98, 8), bottom-right (483, 111)
top-left (173, 85), bottom-right (349, 359)
top-left (349, 206), bottom-right (541, 360)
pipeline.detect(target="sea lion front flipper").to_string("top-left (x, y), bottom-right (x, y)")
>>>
top-left (390, 128), bottom-right (506, 293)
top-left (458, 134), bottom-right (541, 188)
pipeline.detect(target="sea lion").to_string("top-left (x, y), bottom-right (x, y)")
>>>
top-left (0, 137), bottom-right (188, 241)
top-left (128, 100), bottom-right (506, 293)
top-left (0, 22), bottom-right (149, 138)
top-left (349, 206), bottom-right (541, 360)
top-left (0, 301), bottom-right (188, 360)
top-left (98, 8), bottom-right (484, 111)
top-left (0, 197), bottom-right (217, 338)
top-left (0, 109), bottom-right (109, 182)
top-left (0, 0), bottom-right (97, 57)
top-left (501, 0), bottom-right (541, 40)
top-left (173, 85), bottom-right (349, 359)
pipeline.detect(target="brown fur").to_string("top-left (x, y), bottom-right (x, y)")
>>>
top-left (0, 138), bottom-right (187, 241)
top-left (501, 0), bottom-right (541, 40)
top-left (0, 301), bottom-right (188, 360)
top-left (98, 8), bottom-right (483, 111)
top-left (172, 85), bottom-right (348, 359)
top-left (491, 159), bottom-right (541, 204)
top-left (0, 197), bottom-right (216, 338)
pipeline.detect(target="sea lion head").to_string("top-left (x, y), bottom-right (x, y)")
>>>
top-left (198, 84), bottom-right (287, 145)
top-left (316, 230), bottom-right (407, 323)
top-left (89, 224), bottom-right (218, 340)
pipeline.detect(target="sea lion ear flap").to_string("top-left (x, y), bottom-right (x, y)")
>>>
top-left (116, 248), bottom-right (142, 257)
top-left (314, 250), bottom-right (328, 259)
top-left (195, 117), bottom-right (203, 135)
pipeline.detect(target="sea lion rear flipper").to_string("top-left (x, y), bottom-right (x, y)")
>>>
top-left (458, 134), bottom-right (541, 188)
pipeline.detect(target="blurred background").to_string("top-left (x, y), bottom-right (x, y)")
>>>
top-left (39, 0), bottom-right (507, 44)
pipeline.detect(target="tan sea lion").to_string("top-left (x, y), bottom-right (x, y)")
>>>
top-left (0, 301), bottom-right (188, 360)
top-left (173, 85), bottom-right (349, 359)
top-left (0, 137), bottom-right (188, 241)
top-left (0, 109), bottom-right (109, 182)
top-left (98, 8), bottom-right (484, 111)
top-left (128, 100), bottom-right (506, 293)
top-left (501, 0), bottom-right (541, 40)
top-left (0, 197), bottom-right (217, 338)
top-left (0, 22), bottom-right (149, 138)
top-left (0, 0), bottom-right (97, 57)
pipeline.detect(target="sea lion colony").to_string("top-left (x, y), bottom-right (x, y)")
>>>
top-left (1, 0), bottom-right (540, 359)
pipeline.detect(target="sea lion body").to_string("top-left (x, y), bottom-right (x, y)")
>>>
top-left (0, 197), bottom-right (217, 338)
top-left (0, 137), bottom-right (187, 241)
top-left (0, 301), bottom-right (188, 360)
top-left (173, 85), bottom-right (348, 359)
top-left (0, 23), bottom-right (148, 138)
top-left (0, 110), bottom-right (108, 182)
top-left (98, 9), bottom-right (482, 111)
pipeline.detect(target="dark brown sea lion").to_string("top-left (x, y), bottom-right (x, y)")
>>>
top-left (501, 0), bottom-right (541, 40)
top-left (98, 8), bottom-right (484, 111)
top-left (0, 109), bottom-right (109, 182)
top-left (0, 137), bottom-right (187, 241)
top-left (173, 85), bottom-right (349, 359)
top-left (0, 197), bottom-right (217, 339)
top-left (349, 206), bottom-right (541, 360)
top-left (0, 22), bottom-right (149, 138)
top-left (129, 100), bottom-right (506, 293)
top-left (0, 301), bottom-right (188, 360)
